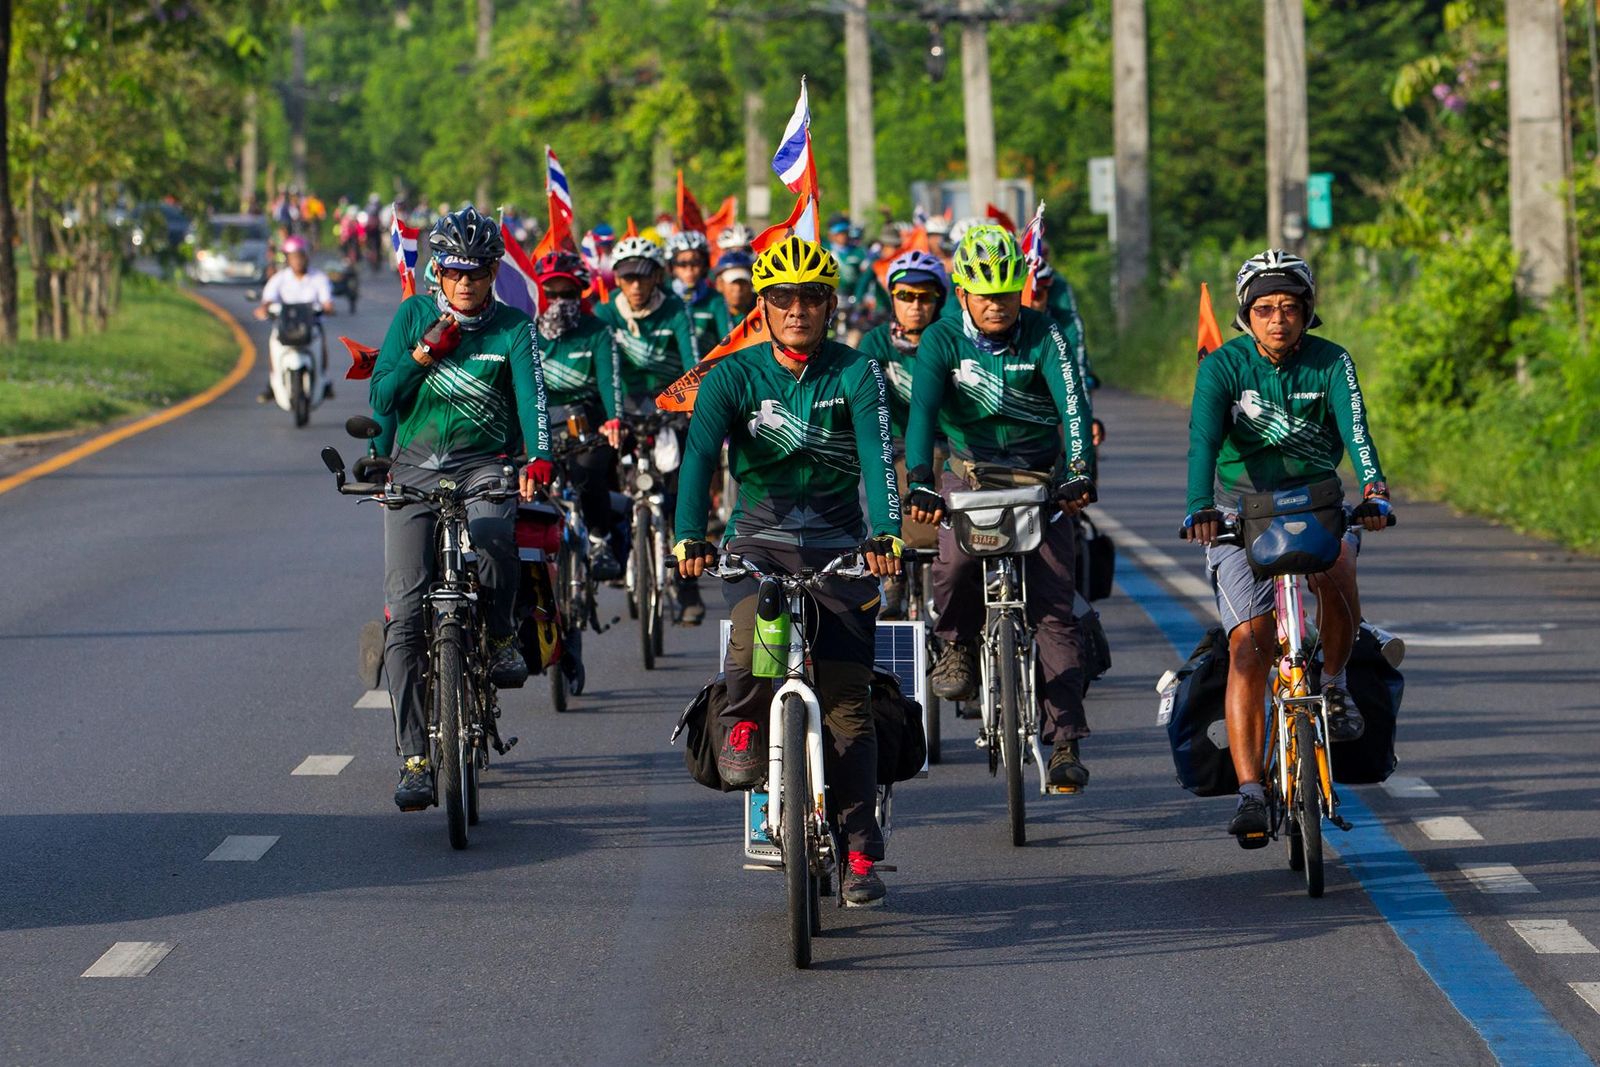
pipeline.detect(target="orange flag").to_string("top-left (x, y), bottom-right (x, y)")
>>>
top-left (985, 203), bottom-right (1017, 232)
top-left (624, 216), bottom-right (638, 239)
top-left (871, 224), bottom-right (929, 290)
top-left (704, 196), bottom-right (737, 252)
top-left (340, 336), bottom-right (379, 380)
top-left (656, 308), bottom-right (770, 412)
top-left (676, 171), bottom-right (707, 234)
top-left (1197, 282), bottom-right (1224, 361)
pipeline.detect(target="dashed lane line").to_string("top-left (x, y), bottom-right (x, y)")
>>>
top-left (1417, 817), bottom-right (1484, 842)
top-left (354, 690), bottom-right (389, 709)
top-left (204, 835), bottom-right (280, 862)
top-left (1460, 864), bottom-right (1540, 894)
top-left (1509, 920), bottom-right (1600, 955)
top-left (82, 942), bottom-right (174, 978)
top-left (1572, 983), bottom-right (1600, 1015)
top-left (292, 755), bottom-right (354, 776)
top-left (1384, 776), bottom-right (1441, 799)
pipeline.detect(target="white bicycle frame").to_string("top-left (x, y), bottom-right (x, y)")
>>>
top-left (761, 587), bottom-right (829, 863)
top-left (976, 554), bottom-right (1052, 793)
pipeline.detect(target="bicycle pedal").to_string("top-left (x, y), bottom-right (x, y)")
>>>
top-left (1044, 785), bottom-right (1081, 796)
top-left (874, 864), bottom-right (898, 872)
top-left (493, 735), bottom-right (518, 754)
top-left (844, 898), bottom-right (886, 909)
top-left (1235, 831), bottom-right (1270, 850)
top-left (1331, 815), bottom-right (1353, 832)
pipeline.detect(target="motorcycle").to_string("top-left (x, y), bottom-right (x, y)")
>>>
top-left (260, 299), bottom-right (328, 428)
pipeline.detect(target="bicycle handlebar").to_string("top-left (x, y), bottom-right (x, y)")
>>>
top-left (338, 477), bottom-right (519, 508)
top-left (1178, 500), bottom-right (1397, 544)
top-left (704, 551), bottom-right (869, 585)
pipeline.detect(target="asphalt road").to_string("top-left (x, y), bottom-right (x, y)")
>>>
top-left (2, 280), bottom-right (1597, 1065)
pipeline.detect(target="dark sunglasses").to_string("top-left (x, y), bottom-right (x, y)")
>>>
top-left (441, 265), bottom-right (493, 282)
top-left (762, 283), bottom-right (833, 311)
top-left (671, 257), bottom-right (703, 269)
top-left (892, 289), bottom-right (939, 306)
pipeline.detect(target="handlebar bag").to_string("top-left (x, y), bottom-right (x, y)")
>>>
top-left (946, 484), bottom-right (1048, 557)
top-left (1239, 476), bottom-right (1344, 580)
top-left (1166, 626), bottom-right (1238, 796)
top-left (276, 303), bottom-right (317, 347)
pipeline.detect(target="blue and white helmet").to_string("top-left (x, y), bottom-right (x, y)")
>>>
top-left (1234, 248), bottom-right (1321, 330)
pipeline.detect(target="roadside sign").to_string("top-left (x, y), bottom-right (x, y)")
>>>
top-left (1308, 172), bottom-right (1333, 230)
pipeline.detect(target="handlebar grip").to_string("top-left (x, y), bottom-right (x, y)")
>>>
top-left (339, 481), bottom-right (383, 496)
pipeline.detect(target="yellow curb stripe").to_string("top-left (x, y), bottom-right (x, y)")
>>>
top-left (0, 288), bottom-right (255, 498)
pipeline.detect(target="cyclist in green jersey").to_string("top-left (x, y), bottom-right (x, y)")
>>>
top-left (368, 207), bottom-right (552, 812)
top-left (667, 230), bottom-right (727, 354)
top-left (593, 235), bottom-right (707, 623)
top-left (674, 236), bottom-right (903, 906)
top-left (711, 249), bottom-right (756, 334)
top-left (1183, 249), bottom-right (1394, 845)
top-left (904, 225), bottom-right (1097, 790)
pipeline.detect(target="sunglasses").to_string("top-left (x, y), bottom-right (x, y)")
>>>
top-left (1250, 300), bottom-right (1304, 320)
top-left (671, 257), bottom-right (703, 269)
top-left (762, 284), bottom-right (833, 311)
top-left (892, 289), bottom-right (939, 306)
top-left (441, 265), bottom-right (493, 282)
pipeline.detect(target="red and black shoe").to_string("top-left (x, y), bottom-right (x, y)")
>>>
top-left (717, 720), bottom-right (763, 788)
top-left (842, 852), bottom-right (886, 908)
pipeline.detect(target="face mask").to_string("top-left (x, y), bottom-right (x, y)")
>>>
top-left (537, 297), bottom-right (582, 340)
top-left (435, 290), bottom-right (497, 332)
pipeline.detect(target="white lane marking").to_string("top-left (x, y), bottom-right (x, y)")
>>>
top-left (1402, 633), bottom-right (1543, 648)
top-left (205, 835), bottom-right (280, 862)
top-left (1573, 983), bottom-right (1600, 1015)
top-left (1510, 920), bottom-right (1600, 955)
top-left (1460, 864), bottom-right (1539, 894)
top-left (1416, 816), bottom-right (1483, 842)
top-left (292, 755), bottom-right (353, 776)
top-left (1383, 776), bottom-right (1440, 799)
top-left (82, 942), bottom-right (174, 978)
top-left (1091, 511), bottom-right (1214, 607)
top-left (354, 690), bottom-right (389, 709)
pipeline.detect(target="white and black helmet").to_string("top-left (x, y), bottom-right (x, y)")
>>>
top-left (428, 205), bottom-right (504, 269)
top-left (611, 235), bottom-right (667, 273)
top-left (715, 223), bottom-right (753, 250)
top-left (1234, 248), bottom-right (1321, 330)
top-left (665, 230), bottom-right (710, 258)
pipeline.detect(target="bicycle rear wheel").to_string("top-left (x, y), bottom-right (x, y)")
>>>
top-left (1295, 713), bottom-right (1324, 897)
top-left (435, 622), bottom-right (469, 850)
top-left (781, 693), bottom-right (812, 969)
top-left (634, 508), bottom-right (656, 670)
top-left (998, 616), bottom-right (1026, 847)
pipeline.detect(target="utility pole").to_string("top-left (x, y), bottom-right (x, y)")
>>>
top-left (475, 0), bottom-right (493, 208)
top-left (844, 1), bottom-right (877, 226)
top-left (1112, 0), bottom-right (1150, 329)
top-left (959, 0), bottom-right (997, 215)
top-left (240, 90), bottom-right (259, 213)
top-left (744, 89), bottom-right (770, 228)
top-left (288, 23), bottom-right (307, 191)
top-left (1264, 0), bottom-right (1308, 252)
top-left (1506, 0), bottom-right (1571, 305)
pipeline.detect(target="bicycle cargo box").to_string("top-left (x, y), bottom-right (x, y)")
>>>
top-left (515, 500), bottom-right (562, 561)
top-left (946, 484), bottom-right (1048, 557)
top-left (276, 303), bottom-right (317, 347)
top-left (1239, 476), bottom-right (1344, 580)
top-left (1166, 627), bottom-right (1237, 796)
top-left (1326, 629), bottom-right (1403, 784)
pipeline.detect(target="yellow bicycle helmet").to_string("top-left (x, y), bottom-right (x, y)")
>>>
top-left (751, 236), bottom-right (841, 292)
top-left (950, 224), bottom-right (1027, 295)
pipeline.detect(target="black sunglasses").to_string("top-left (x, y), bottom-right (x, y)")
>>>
top-left (671, 257), bottom-right (703, 269)
top-left (441, 265), bottom-right (493, 282)
top-left (762, 284), bottom-right (833, 311)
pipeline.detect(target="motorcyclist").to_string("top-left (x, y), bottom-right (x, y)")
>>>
top-left (674, 235), bottom-right (903, 906)
top-left (254, 235), bottom-right (334, 403)
top-left (367, 206), bottom-right (553, 812)
top-left (904, 225), bottom-right (1097, 791)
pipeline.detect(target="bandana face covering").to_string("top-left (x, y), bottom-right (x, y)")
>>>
top-left (537, 297), bottom-right (582, 341)
top-left (960, 303), bottom-right (1020, 355)
top-left (889, 322), bottom-right (920, 353)
top-left (435, 290), bottom-right (497, 332)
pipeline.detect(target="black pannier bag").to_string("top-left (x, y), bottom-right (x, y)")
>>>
top-left (870, 669), bottom-right (927, 784)
top-left (671, 674), bottom-right (736, 792)
top-left (1074, 592), bottom-right (1112, 690)
top-left (1077, 514), bottom-right (1117, 602)
top-left (1166, 627), bottom-right (1238, 796)
top-left (1239, 476), bottom-right (1345, 580)
top-left (1324, 627), bottom-right (1404, 784)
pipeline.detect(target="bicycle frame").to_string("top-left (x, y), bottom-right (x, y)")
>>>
top-left (1265, 575), bottom-right (1338, 828)
top-left (760, 586), bottom-right (830, 866)
top-left (976, 555), bottom-right (1050, 793)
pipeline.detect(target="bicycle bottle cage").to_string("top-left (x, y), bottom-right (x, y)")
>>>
top-left (1238, 476), bottom-right (1344, 579)
top-left (945, 484), bottom-right (1049, 557)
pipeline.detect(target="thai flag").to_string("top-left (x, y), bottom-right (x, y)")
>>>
top-left (771, 77), bottom-right (812, 193)
top-left (390, 205), bottom-right (419, 297)
top-left (1019, 200), bottom-right (1046, 265)
top-left (495, 221), bottom-right (540, 319)
top-left (546, 146), bottom-right (574, 224)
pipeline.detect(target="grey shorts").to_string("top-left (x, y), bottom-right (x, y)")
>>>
top-left (1206, 529), bottom-right (1360, 633)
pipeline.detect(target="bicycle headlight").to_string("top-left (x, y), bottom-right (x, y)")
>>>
top-left (635, 470), bottom-right (656, 492)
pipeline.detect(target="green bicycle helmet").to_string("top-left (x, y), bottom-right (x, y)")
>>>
top-left (950, 224), bottom-right (1027, 295)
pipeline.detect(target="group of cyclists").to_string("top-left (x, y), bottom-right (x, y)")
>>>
top-left (346, 196), bottom-right (1392, 906)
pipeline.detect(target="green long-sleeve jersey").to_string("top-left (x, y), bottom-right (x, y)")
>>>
top-left (675, 340), bottom-right (901, 549)
top-left (905, 308), bottom-right (1093, 480)
top-left (1185, 333), bottom-right (1385, 514)
top-left (593, 291), bottom-right (701, 404)
top-left (539, 314), bottom-right (622, 418)
top-left (369, 295), bottom-right (550, 464)
top-left (855, 323), bottom-right (916, 438)
top-left (682, 286), bottom-right (728, 356)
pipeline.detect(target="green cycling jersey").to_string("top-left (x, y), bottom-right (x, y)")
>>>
top-left (1185, 332), bottom-right (1386, 514)
top-left (855, 323), bottom-right (917, 438)
top-left (593, 290), bottom-right (701, 404)
top-left (676, 339), bottom-right (901, 549)
top-left (539, 313), bottom-right (622, 418)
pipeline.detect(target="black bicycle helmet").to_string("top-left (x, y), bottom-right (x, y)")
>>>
top-left (429, 206), bottom-right (505, 268)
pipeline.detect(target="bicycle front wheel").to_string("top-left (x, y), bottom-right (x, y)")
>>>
top-left (634, 508), bottom-right (656, 670)
top-left (1295, 713), bottom-right (1324, 897)
top-left (435, 623), bottom-right (469, 850)
top-left (998, 615), bottom-right (1026, 847)
top-left (781, 693), bottom-right (812, 969)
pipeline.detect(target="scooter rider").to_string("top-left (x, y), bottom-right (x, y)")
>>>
top-left (674, 235), bottom-right (903, 907)
top-left (255, 235), bottom-right (334, 402)
top-left (368, 206), bottom-right (553, 813)
top-left (904, 225), bottom-right (1097, 791)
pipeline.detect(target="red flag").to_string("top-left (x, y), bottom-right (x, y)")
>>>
top-left (532, 213), bottom-right (572, 261)
top-left (872, 224), bottom-right (930, 290)
top-left (1197, 282), bottom-right (1224, 361)
top-left (340, 336), bottom-right (379, 380)
top-left (985, 203), bottom-right (1017, 233)
top-left (656, 308), bottom-right (770, 412)
top-left (704, 196), bottom-right (737, 252)
top-left (676, 171), bottom-right (707, 235)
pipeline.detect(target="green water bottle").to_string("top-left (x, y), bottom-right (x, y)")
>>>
top-left (751, 579), bottom-right (791, 678)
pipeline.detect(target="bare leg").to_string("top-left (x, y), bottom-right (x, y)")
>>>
top-left (1226, 614), bottom-right (1277, 786)
top-left (1309, 541), bottom-right (1360, 676)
